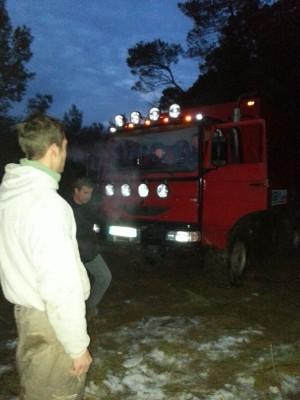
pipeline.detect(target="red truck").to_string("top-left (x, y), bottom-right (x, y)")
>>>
top-left (100, 96), bottom-right (300, 285)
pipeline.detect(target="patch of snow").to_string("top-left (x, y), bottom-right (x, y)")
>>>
top-left (84, 316), bottom-right (300, 399)
top-left (123, 356), bottom-right (143, 368)
top-left (0, 364), bottom-right (13, 375)
top-left (5, 339), bottom-right (17, 350)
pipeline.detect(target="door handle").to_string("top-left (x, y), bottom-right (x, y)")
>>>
top-left (249, 182), bottom-right (267, 187)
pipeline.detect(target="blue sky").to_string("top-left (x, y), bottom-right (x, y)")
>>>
top-left (6, 0), bottom-right (200, 127)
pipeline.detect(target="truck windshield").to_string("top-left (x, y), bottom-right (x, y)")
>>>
top-left (107, 125), bottom-right (199, 173)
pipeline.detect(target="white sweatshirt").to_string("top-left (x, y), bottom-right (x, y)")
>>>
top-left (0, 163), bottom-right (91, 358)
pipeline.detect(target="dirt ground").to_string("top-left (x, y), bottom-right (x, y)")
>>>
top-left (1, 243), bottom-right (300, 399)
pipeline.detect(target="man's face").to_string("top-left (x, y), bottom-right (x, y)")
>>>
top-left (74, 186), bottom-right (94, 204)
top-left (155, 148), bottom-right (165, 159)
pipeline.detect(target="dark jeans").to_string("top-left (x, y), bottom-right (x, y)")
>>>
top-left (85, 253), bottom-right (112, 311)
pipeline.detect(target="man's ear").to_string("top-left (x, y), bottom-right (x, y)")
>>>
top-left (48, 142), bottom-right (59, 157)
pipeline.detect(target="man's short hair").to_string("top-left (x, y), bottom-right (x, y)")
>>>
top-left (17, 114), bottom-right (65, 160)
top-left (72, 177), bottom-right (94, 191)
top-left (152, 142), bottom-right (165, 151)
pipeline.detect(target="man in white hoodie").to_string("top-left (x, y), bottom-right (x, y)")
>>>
top-left (0, 114), bottom-right (92, 399)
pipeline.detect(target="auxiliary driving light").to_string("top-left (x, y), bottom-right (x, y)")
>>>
top-left (157, 183), bottom-right (169, 198)
top-left (121, 183), bottom-right (131, 197)
top-left (169, 104), bottom-right (181, 119)
top-left (109, 126), bottom-right (117, 133)
top-left (138, 183), bottom-right (149, 198)
top-left (105, 183), bottom-right (114, 196)
top-left (93, 224), bottom-right (100, 233)
top-left (114, 114), bottom-right (126, 128)
top-left (149, 107), bottom-right (160, 121)
top-left (130, 111), bottom-right (142, 125)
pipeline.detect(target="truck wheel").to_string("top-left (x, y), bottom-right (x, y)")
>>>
top-left (228, 238), bottom-right (247, 286)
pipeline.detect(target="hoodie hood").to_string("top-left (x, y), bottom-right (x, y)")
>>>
top-left (0, 163), bottom-right (59, 210)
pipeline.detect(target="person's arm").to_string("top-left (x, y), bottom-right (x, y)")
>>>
top-left (30, 195), bottom-right (91, 358)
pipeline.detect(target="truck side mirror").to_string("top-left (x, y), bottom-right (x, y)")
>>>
top-left (211, 131), bottom-right (227, 166)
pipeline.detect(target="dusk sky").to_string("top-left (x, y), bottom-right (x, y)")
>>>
top-left (6, 0), bottom-right (200, 127)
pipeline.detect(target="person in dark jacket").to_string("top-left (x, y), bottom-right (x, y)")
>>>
top-left (69, 177), bottom-right (112, 319)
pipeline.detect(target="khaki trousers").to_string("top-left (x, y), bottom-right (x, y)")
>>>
top-left (14, 306), bottom-right (86, 400)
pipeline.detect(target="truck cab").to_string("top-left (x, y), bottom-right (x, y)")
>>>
top-left (100, 98), bottom-right (298, 285)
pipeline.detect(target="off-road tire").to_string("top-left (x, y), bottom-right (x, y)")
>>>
top-left (228, 226), bottom-right (249, 286)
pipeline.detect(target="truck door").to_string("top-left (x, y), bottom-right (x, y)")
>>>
top-left (202, 119), bottom-right (267, 248)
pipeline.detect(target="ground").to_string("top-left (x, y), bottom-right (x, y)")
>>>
top-left (1, 244), bottom-right (300, 399)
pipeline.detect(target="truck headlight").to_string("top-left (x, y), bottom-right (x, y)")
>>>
top-left (166, 231), bottom-right (201, 243)
top-left (109, 226), bottom-right (137, 238)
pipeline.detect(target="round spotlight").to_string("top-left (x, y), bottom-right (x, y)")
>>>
top-left (105, 183), bottom-right (114, 196)
top-left (138, 183), bottom-right (149, 198)
top-left (169, 104), bottom-right (181, 119)
top-left (130, 111), bottom-right (142, 125)
top-left (121, 183), bottom-right (131, 197)
top-left (157, 183), bottom-right (169, 198)
top-left (114, 114), bottom-right (126, 128)
top-left (149, 107), bottom-right (160, 121)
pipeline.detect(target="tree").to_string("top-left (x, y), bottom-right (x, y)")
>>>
top-left (178, 0), bottom-right (242, 58)
top-left (126, 39), bottom-right (184, 93)
top-left (178, 0), bottom-right (271, 59)
top-left (159, 87), bottom-right (184, 111)
top-left (26, 93), bottom-right (53, 115)
top-left (80, 122), bottom-right (105, 141)
top-left (0, 0), bottom-right (35, 115)
top-left (63, 104), bottom-right (83, 138)
top-left (182, 0), bottom-right (300, 112)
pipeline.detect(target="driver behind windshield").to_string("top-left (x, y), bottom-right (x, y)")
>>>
top-left (150, 142), bottom-right (168, 167)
